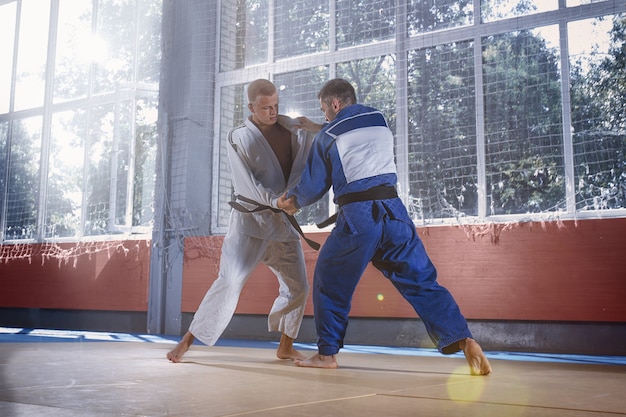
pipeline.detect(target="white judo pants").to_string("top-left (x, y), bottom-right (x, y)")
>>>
top-left (189, 228), bottom-right (309, 346)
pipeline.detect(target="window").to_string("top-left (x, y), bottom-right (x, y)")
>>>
top-left (482, 0), bottom-right (558, 23)
top-left (569, 16), bottom-right (626, 211)
top-left (214, 0), bottom-right (626, 231)
top-left (407, 41), bottom-right (477, 220)
top-left (482, 26), bottom-right (565, 215)
top-left (0, 0), bottom-right (161, 242)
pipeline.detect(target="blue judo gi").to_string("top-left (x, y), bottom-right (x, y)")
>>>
top-left (287, 104), bottom-right (473, 356)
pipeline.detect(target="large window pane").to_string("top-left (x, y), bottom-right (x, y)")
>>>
top-left (53, 1), bottom-right (92, 103)
top-left (336, 0), bottom-right (395, 49)
top-left (93, 0), bottom-right (137, 95)
top-left (1, 0), bottom-right (161, 244)
top-left (482, 0), bottom-right (558, 23)
top-left (0, 2), bottom-right (17, 114)
top-left (408, 0), bottom-right (473, 35)
top-left (407, 41), bottom-right (477, 221)
top-left (136, 0), bottom-right (162, 85)
top-left (216, 84), bottom-right (247, 228)
top-left (567, 0), bottom-right (605, 6)
top-left (14, 0), bottom-right (50, 111)
top-left (215, 0), bottom-right (626, 227)
top-left (483, 26), bottom-right (565, 215)
top-left (275, 0), bottom-right (328, 59)
top-left (274, 67), bottom-right (330, 226)
top-left (132, 96), bottom-right (158, 228)
top-left (46, 110), bottom-right (86, 238)
top-left (569, 15), bottom-right (626, 211)
top-left (4, 117), bottom-right (42, 240)
top-left (337, 55), bottom-right (397, 127)
top-left (111, 101), bottom-right (133, 230)
top-left (0, 122), bottom-right (7, 229)
top-left (85, 105), bottom-right (117, 235)
top-left (220, 0), bottom-right (269, 71)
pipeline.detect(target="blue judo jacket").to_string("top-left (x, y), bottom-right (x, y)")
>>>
top-left (288, 104), bottom-right (398, 204)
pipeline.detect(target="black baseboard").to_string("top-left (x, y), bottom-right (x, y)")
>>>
top-left (0, 308), bottom-right (148, 334)
top-left (185, 313), bottom-right (626, 356)
top-left (2, 308), bottom-right (624, 356)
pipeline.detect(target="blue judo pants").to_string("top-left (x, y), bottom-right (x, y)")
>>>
top-left (313, 198), bottom-right (473, 356)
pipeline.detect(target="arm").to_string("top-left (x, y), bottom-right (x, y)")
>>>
top-left (227, 130), bottom-right (280, 208)
top-left (293, 116), bottom-right (324, 133)
top-left (285, 133), bottom-right (333, 209)
top-left (277, 194), bottom-right (299, 215)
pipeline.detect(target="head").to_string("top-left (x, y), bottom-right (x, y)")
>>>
top-left (317, 78), bottom-right (357, 122)
top-left (247, 79), bottom-right (279, 127)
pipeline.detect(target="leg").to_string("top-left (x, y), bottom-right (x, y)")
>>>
top-left (303, 217), bottom-right (380, 366)
top-left (276, 333), bottom-right (306, 361)
top-left (373, 210), bottom-right (491, 375)
top-left (294, 353), bottom-right (338, 369)
top-left (188, 231), bottom-right (267, 345)
top-left (166, 331), bottom-right (195, 363)
top-left (263, 240), bottom-right (309, 360)
top-left (460, 338), bottom-right (492, 376)
top-left (373, 216), bottom-right (473, 352)
top-left (165, 227), bottom-right (266, 362)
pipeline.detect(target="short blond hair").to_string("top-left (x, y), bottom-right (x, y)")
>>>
top-left (247, 79), bottom-right (277, 103)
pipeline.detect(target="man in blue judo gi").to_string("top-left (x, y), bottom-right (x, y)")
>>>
top-left (278, 78), bottom-right (492, 376)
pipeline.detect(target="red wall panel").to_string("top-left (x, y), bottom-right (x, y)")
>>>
top-left (0, 240), bottom-right (150, 311)
top-left (1, 218), bottom-right (624, 322)
top-left (183, 218), bottom-right (626, 322)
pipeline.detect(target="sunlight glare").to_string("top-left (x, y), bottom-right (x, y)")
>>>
top-left (77, 34), bottom-right (109, 65)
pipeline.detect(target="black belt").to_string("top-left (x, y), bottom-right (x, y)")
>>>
top-left (316, 185), bottom-right (398, 228)
top-left (228, 195), bottom-right (320, 250)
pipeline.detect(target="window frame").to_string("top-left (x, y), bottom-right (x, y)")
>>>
top-left (212, 0), bottom-right (626, 234)
top-left (0, 0), bottom-right (160, 243)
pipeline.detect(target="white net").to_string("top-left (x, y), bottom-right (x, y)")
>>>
top-left (0, 0), bottom-right (161, 265)
top-left (212, 1), bottom-right (626, 238)
top-left (0, 239), bottom-right (150, 268)
top-left (1, 1), bottom-right (625, 267)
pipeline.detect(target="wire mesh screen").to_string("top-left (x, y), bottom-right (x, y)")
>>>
top-left (407, 41), bottom-right (477, 222)
top-left (275, 0), bottom-right (329, 59)
top-left (4, 117), bottom-right (41, 240)
top-left (2, 1), bottom-right (626, 266)
top-left (0, 0), bottom-right (161, 264)
top-left (408, 0), bottom-right (473, 34)
top-left (215, 1), bottom-right (625, 231)
top-left (569, 16), bottom-right (626, 211)
top-left (483, 26), bottom-right (566, 215)
top-left (274, 68), bottom-right (332, 225)
top-left (215, 83), bottom-right (246, 229)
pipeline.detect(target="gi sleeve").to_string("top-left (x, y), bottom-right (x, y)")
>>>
top-left (287, 132), bottom-right (333, 208)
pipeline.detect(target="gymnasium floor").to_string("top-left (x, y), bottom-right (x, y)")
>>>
top-left (0, 327), bottom-right (624, 417)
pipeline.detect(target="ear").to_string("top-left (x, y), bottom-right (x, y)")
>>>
top-left (248, 103), bottom-right (254, 113)
top-left (332, 98), bottom-right (341, 111)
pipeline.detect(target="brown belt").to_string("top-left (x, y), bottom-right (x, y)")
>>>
top-left (229, 195), bottom-right (320, 250)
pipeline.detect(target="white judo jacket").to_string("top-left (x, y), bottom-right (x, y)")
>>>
top-left (227, 115), bottom-right (315, 242)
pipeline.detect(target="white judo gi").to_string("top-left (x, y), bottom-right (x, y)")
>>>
top-left (189, 115), bottom-right (314, 345)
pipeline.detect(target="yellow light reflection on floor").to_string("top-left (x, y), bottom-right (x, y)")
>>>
top-left (446, 366), bottom-right (487, 403)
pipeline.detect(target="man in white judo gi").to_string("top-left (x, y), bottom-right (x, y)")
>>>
top-left (167, 79), bottom-right (317, 362)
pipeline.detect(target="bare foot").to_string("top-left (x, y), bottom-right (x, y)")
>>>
top-left (166, 332), bottom-right (195, 363)
top-left (294, 353), bottom-right (338, 369)
top-left (276, 333), bottom-right (306, 361)
top-left (460, 338), bottom-right (492, 376)
top-left (277, 348), bottom-right (306, 361)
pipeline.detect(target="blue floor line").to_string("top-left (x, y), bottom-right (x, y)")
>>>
top-left (1, 327), bottom-right (624, 366)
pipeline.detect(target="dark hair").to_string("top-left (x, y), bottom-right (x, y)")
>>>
top-left (317, 78), bottom-right (356, 107)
